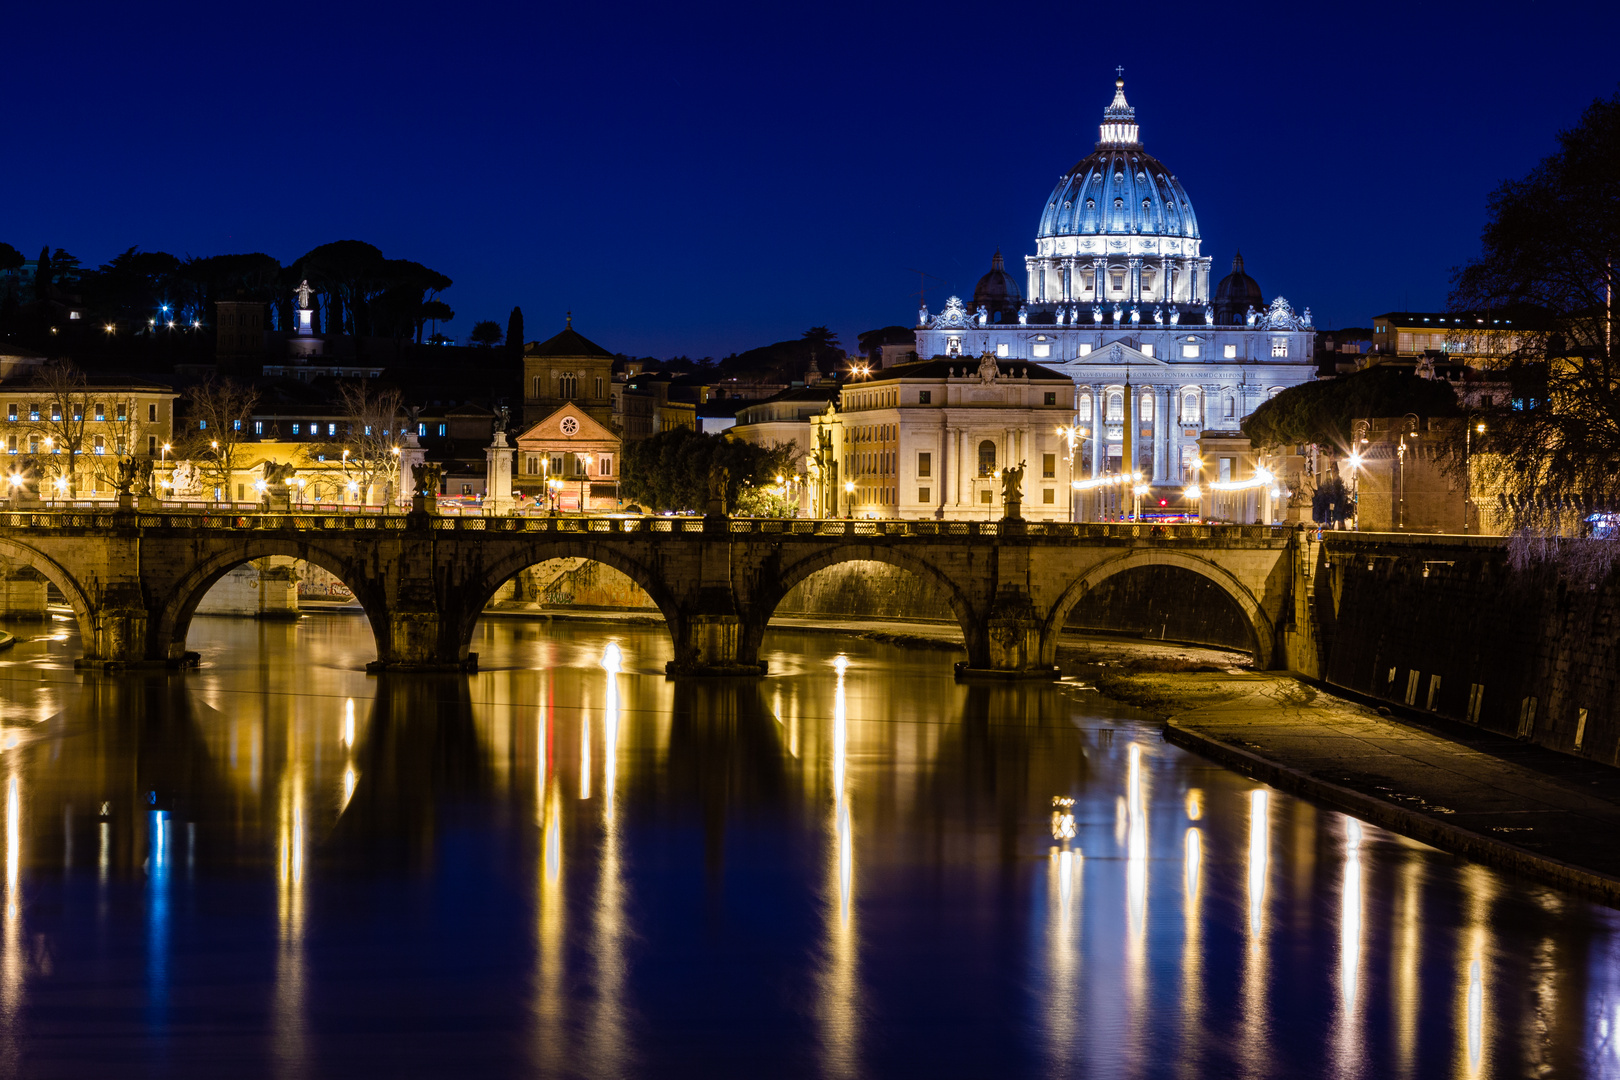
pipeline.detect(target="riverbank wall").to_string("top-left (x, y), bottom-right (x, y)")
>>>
top-left (1311, 534), bottom-right (1620, 766)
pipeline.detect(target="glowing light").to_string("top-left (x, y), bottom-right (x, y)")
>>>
top-left (1248, 789), bottom-right (1269, 939)
top-left (1466, 959), bottom-right (1483, 1069)
top-left (340, 765), bottom-right (357, 811)
top-left (53, 478), bottom-right (67, 493)
top-left (1184, 485), bottom-right (1202, 500)
top-left (4, 777), bottom-right (16, 897)
top-left (580, 717), bottom-right (591, 801)
top-left (1126, 743), bottom-right (1147, 937)
top-left (1341, 819), bottom-right (1364, 1008)
top-left (1185, 826), bottom-right (1202, 902)
top-left (1185, 788), bottom-right (1203, 820)
top-left (342, 699), bottom-right (355, 748)
top-left (601, 642), bottom-right (622, 673)
top-left (1050, 796), bottom-right (1076, 841)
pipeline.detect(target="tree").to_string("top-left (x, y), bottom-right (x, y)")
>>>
top-left (1242, 366), bottom-right (1459, 452)
top-left (307, 381), bottom-right (404, 506)
top-left (621, 427), bottom-right (796, 513)
top-left (1311, 471), bottom-right (1353, 526)
top-left (469, 320), bottom-right (503, 347)
top-left (176, 378), bottom-right (260, 502)
top-left (506, 306), bottom-right (525, 361)
top-left (23, 361), bottom-right (92, 497)
top-left (1450, 89), bottom-right (1620, 530)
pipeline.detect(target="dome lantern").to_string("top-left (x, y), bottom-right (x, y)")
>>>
top-left (1098, 71), bottom-right (1139, 147)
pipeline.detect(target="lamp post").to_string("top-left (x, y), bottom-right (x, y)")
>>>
top-left (843, 479), bottom-right (854, 519)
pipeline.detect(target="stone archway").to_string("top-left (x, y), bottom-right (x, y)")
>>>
top-left (155, 541), bottom-right (389, 664)
top-left (1042, 548), bottom-right (1276, 668)
top-left (457, 540), bottom-right (685, 661)
top-left (0, 536), bottom-right (97, 656)
top-left (741, 544), bottom-right (982, 665)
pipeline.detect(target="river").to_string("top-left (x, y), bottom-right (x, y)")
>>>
top-left (0, 610), bottom-right (1615, 1078)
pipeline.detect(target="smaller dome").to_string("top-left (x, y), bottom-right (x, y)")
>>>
top-left (1213, 251), bottom-right (1264, 325)
top-left (972, 249), bottom-right (1024, 322)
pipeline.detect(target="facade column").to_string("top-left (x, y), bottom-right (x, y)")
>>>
top-left (1090, 384), bottom-right (1103, 477)
top-left (1154, 385), bottom-right (1171, 483)
top-left (1061, 260), bottom-right (1071, 302)
top-left (1128, 257), bottom-right (1142, 304)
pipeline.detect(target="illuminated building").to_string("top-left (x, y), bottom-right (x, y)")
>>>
top-left (911, 74), bottom-right (1318, 501)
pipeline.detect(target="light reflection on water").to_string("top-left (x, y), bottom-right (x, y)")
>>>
top-left (0, 615), bottom-right (1614, 1077)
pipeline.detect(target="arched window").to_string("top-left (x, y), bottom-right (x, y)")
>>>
top-left (1078, 393), bottom-right (1092, 416)
top-left (1181, 391), bottom-right (1200, 424)
top-left (1140, 394), bottom-right (1153, 422)
top-left (559, 372), bottom-right (578, 399)
top-left (1223, 395), bottom-right (1235, 420)
top-left (533, 376), bottom-right (543, 398)
top-left (1106, 392), bottom-right (1123, 423)
top-left (977, 440), bottom-right (997, 476)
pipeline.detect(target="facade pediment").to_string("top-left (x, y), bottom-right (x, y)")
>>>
top-left (515, 404), bottom-right (618, 446)
top-left (1056, 340), bottom-right (1167, 374)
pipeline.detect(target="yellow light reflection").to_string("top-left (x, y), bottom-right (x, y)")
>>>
top-left (1394, 854), bottom-right (1421, 1077)
top-left (1044, 845), bottom-right (1083, 1068)
top-left (821, 653), bottom-right (859, 1076)
top-left (275, 766), bottom-right (306, 1075)
top-left (1248, 790), bottom-right (1269, 940)
top-left (588, 646), bottom-right (629, 1076)
top-left (0, 773), bottom-right (17, 1073)
top-left (340, 765), bottom-right (357, 812)
top-left (1182, 826), bottom-right (1204, 1056)
top-left (1457, 865), bottom-right (1494, 1079)
top-left (1124, 744), bottom-right (1148, 1074)
top-left (1334, 818), bottom-right (1366, 1075)
top-left (1185, 788), bottom-right (1203, 821)
top-left (343, 698), bottom-right (355, 748)
top-left (602, 643), bottom-right (621, 823)
top-left (580, 717), bottom-right (592, 801)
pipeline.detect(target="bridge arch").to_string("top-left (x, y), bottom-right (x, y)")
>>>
top-left (1042, 548), bottom-right (1276, 668)
top-left (741, 544), bottom-right (981, 664)
top-left (155, 541), bottom-right (390, 664)
top-left (458, 540), bottom-right (685, 658)
top-left (0, 536), bottom-right (96, 653)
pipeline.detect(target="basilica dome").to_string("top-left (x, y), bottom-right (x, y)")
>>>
top-left (1035, 78), bottom-right (1200, 247)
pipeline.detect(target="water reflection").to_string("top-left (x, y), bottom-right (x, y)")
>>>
top-left (0, 617), bottom-right (1614, 1077)
top-left (821, 654), bottom-right (859, 1078)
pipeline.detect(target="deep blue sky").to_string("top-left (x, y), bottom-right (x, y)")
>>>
top-left (9, 0), bottom-right (1619, 359)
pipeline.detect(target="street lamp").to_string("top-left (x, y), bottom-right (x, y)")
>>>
top-left (843, 479), bottom-right (854, 519)
top-left (1463, 421), bottom-right (1485, 533)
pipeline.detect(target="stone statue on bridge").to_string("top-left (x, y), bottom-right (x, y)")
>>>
top-left (411, 462), bottom-right (442, 499)
top-left (1001, 460), bottom-right (1025, 521)
top-left (706, 464), bottom-right (730, 517)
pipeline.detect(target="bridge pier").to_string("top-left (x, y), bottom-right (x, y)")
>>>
top-left (955, 588), bottom-right (1058, 681)
top-left (0, 566), bottom-right (47, 620)
top-left (367, 608), bottom-right (477, 673)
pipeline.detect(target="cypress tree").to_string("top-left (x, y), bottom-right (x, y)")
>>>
top-left (506, 306), bottom-right (525, 361)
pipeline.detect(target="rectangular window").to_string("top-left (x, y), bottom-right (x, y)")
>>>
top-left (1032, 343), bottom-right (1051, 358)
top-left (198, 419), bottom-right (207, 430)
top-left (438, 424), bottom-right (446, 436)
top-left (5, 437), bottom-right (13, 454)
top-left (1271, 339), bottom-right (1288, 357)
top-left (117, 403), bottom-right (128, 421)
top-left (328, 423), bottom-right (337, 436)
top-left (93, 435), bottom-right (104, 455)
top-left (918, 390), bottom-right (931, 404)
top-left (147, 404), bottom-right (156, 422)
top-left (1078, 343), bottom-right (1092, 356)
top-left (996, 343), bottom-right (1009, 358)
top-left (147, 436), bottom-right (156, 455)
top-left (1181, 344), bottom-right (1200, 358)
top-left (28, 405), bottom-right (39, 421)
top-left (254, 421), bottom-right (263, 435)
top-left (1044, 392), bottom-right (1057, 406)
top-left (980, 489), bottom-right (992, 504)
top-left (918, 487), bottom-right (930, 503)
top-left (599, 455), bottom-right (613, 476)
top-left (1042, 488), bottom-right (1055, 504)
top-left (291, 423), bottom-right (300, 435)
top-left (1111, 273), bottom-right (1124, 292)
top-left (4, 405), bottom-right (12, 422)
top-left (94, 403), bottom-right (105, 420)
top-left (51, 407), bottom-right (62, 421)
top-left (1219, 457), bottom-right (1233, 481)
top-left (1042, 454), bottom-right (1056, 479)
top-left (232, 419), bottom-right (241, 431)
top-left (917, 452), bottom-right (932, 478)
top-left (418, 422), bottom-right (427, 436)
top-left (550, 454), bottom-right (564, 474)
top-left (1140, 344), bottom-right (1154, 358)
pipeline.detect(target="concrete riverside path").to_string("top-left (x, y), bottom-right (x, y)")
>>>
top-left (1160, 672), bottom-right (1620, 905)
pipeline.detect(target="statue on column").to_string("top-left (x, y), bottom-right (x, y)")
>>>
top-left (1129, 306), bottom-right (1140, 326)
top-left (1017, 305), bottom-right (1028, 326)
top-left (1000, 460), bottom-right (1025, 521)
top-left (1092, 306), bottom-right (1103, 325)
top-left (918, 304), bottom-right (929, 328)
top-left (294, 279), bottom-right (314, 311)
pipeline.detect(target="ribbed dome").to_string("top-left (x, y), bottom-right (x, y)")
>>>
top-left (972, 249), bottom-right (1023, 321)
top-left (1035, 78), bottom-right (1200, 244)
top-left (1212, 251), bottom-right (1264, 325)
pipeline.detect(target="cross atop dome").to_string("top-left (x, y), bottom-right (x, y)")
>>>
top-left (1099, 71), bottom-right (1138, 146)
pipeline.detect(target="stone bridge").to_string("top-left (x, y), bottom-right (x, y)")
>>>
top-left (0, 511), bottom-right (1309, 677)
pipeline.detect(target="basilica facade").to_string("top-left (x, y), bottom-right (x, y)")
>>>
top-left (911, 75), bottom-right (1318, 500)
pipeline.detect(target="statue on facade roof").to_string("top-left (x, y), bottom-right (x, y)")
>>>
top-left (1246, 305), bottom-right (1258, 328)
top-left (1152, 306), bottom-right (1164, 326)
top-left (295, 279), bottom-right (314, 311)
top-left (1204, 304), bottom-right (1215, 325)
top-left (1169, 306), bottom-right (1180, 325)
top-left (1054, 307), bottom-right (1065, 327)
top-left (976, 351), bottom-right (1000, 383)
top-left (1111, 303), bottom-right (1123, 324)
top-left (918, 304), bottom-right (928, 328)
top-left (975, 304), bottom-right (988, 327)
top-left (1129, 306), bottom-right (1140, 326)
top-left (1092, 306), bottom-right (1103, 325)
top-left (1017, 305), bottom-right (1028, 326)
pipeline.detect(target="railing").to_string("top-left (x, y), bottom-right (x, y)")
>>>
top-left (0, 510), bottom-right (1294, 543)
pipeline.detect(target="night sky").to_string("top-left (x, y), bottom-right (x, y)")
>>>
top-left (10, 0), bottom-right (1618, 359)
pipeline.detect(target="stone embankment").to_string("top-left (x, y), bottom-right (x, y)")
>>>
top-left (1082, 642), bottom-right (1620, 906)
